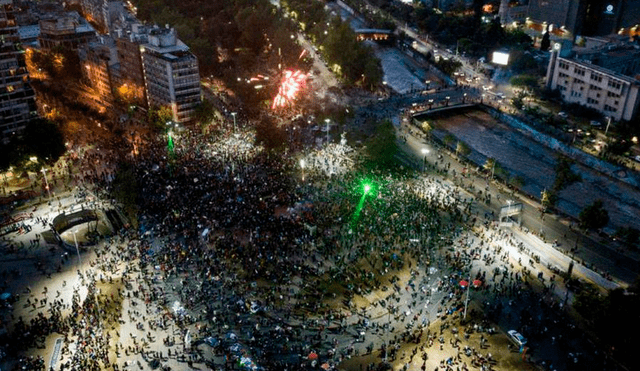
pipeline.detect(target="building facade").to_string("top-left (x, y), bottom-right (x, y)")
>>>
top-left (547, 51), bottom-right (640, 121)
top-left (1, 0), bottom-right (36, 140)
top-left (517, 0), bottom-right (640, 39)
top-left (79, 0), bottom-right (107, 32)
top-left (38, 11), bottom-right (96, 51)
top-left (141, 26), bottom-right (200, 123)
top-left (78, 36), bottom-right (117, 111)
top-left (114, 22), bottom-right (148, 108)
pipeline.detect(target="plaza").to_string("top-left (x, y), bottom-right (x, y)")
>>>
top-left (0, 112), bottom-right (626, 371)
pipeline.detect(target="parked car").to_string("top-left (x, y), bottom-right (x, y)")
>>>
top-left (507, 330), bottom-right (527, 348)
top-left (590, 120), bottom-right (602, 127)
top-left (558, 111), bottom-right (568, 119)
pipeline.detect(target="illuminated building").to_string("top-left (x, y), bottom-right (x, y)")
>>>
top-left (546, 44), bottom-right (640, 121)
top-left (140, 26), bottom-right (200, 123)
top-left (38, 11), bottom-right (96, 51)
top-left (114, 21), bottom-right (148, 107)
top-left (78, 36), bottom-right (117, 110)
top-left (519, 0), bottom-right (640, 39)
top-left (79, 0), bottom-right (108, 33)
top-left (0, 0), bottom-right (37, 140)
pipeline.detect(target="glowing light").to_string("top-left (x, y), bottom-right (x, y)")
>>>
top-left (352, 180), bottom-right (377, 227)
top-left (272, 69), bottom-right (307, 109)
top-left (492, 51), bottom-right (510, 66)
top-left (167, 132), bottom-right (174, 154)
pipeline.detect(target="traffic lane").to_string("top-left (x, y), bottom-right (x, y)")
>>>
top-left (515, 196), bottom-right (637, 285)
top-left (296, 34), bottom-right (338, 91)
top-left (510, 229), bottom-right (620, 291)
top-left (452, 159), bottom-right (633, 288)
top-left (400, 119), bottom-right (632, 289)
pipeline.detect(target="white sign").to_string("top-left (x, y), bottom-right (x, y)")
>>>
top-left (492, 51), bottom-right (510, 66)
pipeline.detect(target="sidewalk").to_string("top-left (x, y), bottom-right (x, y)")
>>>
top-left (399, 117), bottom-right (637, 287)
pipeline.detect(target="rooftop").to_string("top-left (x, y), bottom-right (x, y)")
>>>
top-left (559, 56), bottom-right (640, 85)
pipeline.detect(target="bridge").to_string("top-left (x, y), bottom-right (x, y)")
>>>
top-left (411, 103), bottom-right (479, 118)
top-left (355, 29), bottom-right (394, 43)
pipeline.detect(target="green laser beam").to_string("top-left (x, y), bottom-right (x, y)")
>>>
top-left (351, 181), bottom-right (374, 227)
top-left (352, 193), bottom-right (367, 224)
top-left (167, 132), bottom-right (174, 154)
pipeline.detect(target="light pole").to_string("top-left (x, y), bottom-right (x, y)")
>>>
top-left (421, 148), bottom-right (429, 172)
top-left (300, 159), bottom-right (306, 182)
top-left (491, 161), bottom-right (496, 181)
top-left (231, 112), bottom-right (237, 132)
top-left (604, 116), bottom-right (612, 137)
top-left (325, 118), bottom-right (331, 143)
top-left (72, 230), bottom-right (81, 266)
top-left (41, 168), bottom-right (52, 200)
top-left (463, 274), bottom-right (471, 320)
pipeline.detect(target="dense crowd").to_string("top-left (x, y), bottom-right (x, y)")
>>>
top-left (0, 121), bottom-right (624, 371)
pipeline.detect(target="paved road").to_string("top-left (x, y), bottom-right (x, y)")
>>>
top-left (398, 116), bottom-right (635, 287)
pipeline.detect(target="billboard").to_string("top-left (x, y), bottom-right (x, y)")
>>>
top-left (492, 51), bottom-right (510, 66)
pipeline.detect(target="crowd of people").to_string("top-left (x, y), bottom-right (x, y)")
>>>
top-left (0, 112), bottom-right (623, 371)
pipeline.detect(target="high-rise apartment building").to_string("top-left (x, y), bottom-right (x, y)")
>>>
top-left (114, 21), bottom-right (148, 108)
top-left (140, 26), bottom-right (200, 124)
top-left (38, 10), bottom-right (96, 51)
top-left (78, 35), bottom-right (117, 111)
top-left (1, 0), bottom-right (36, 140)
top-left (79, 0), bottom-right (107, 33)
top-left (517, 0), bottom-right (640, 39)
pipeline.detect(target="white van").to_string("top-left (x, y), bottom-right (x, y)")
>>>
top-left (507, 330), bottom-right (527, 348)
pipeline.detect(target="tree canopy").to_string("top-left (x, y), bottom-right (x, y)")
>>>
top-left (364, 119), bottom-right (398, 170)
top-left (578, 199), bottom-right (609, 230)
top-left (0, 118), bottom-right (66, 172)
top-left (573, 281), bottom-right (640, 367)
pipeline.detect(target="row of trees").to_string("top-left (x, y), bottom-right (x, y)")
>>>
top-left (133, 0), bottom-right (307, 114)
top-left (283, 0), bottom-right (383, 89)
top-left (573, 279), bottom-right (640, 368)
top-left (344, 0), bottom-right (539, 74)
top-left (440, 131), bottom-right (612, 232)
top-left (540, 156), bottom-right (581, 212)
top-left (131, 0), bottom-right (384, 117)
top-left (0, 119), bottom-right (66, 172)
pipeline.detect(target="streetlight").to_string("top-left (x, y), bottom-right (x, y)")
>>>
top-left (231, 112), bottom-right (237, 132)
top-left (463, 274), bottom-right (471, 320)
top-left (325, 118), bottom-right (331, 143)
top-left (490, 160), bottom-right (496, 181)
top-left (72, 230), bottom-right (81, 266)
top-left (421, 148), bottom-right (429, 172)
top-left (604, 116), bottom-right (612, 136)
top-left (300, 159), bottom-right (306, 182)
top-left (41, 168), bottom-right (52, 200)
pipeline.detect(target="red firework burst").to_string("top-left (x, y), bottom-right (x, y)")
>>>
top-left (272, 69), bottom-right (307, 109)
